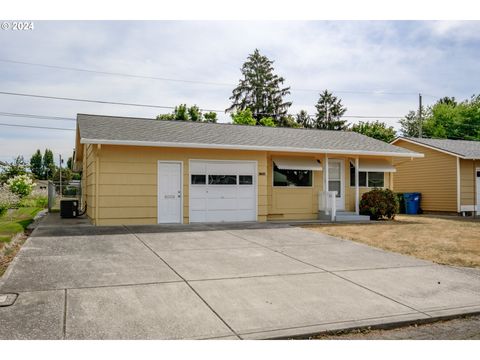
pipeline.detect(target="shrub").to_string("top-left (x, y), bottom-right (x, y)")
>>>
top-left (19, 189), bottom-right (48, 208)
top-left (7, 174), bottom-right (35, 197)
top-left (360, 188), bottom-right (399, 220)
top-left (0, 184), bottom-right (20, 216)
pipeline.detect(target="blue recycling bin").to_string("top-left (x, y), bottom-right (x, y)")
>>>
top-left (404, 192), bottom-right (421, 214)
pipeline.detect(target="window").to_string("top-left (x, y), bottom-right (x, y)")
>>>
top-left (367, 172), bottom-right (384, 187)
top-left (208, 175), bottom-right (237, 185)
top-left (191, 174), bottom-right (206, 185)
top-left (350, 164), bottom-right (384, 187)
top-left (273, 165), bottom-right (312, 187)
top-left (239, 175), bottom-right (253, 185)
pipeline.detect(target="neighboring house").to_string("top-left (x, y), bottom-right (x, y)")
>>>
top-left (391, 137), bottom-right (480, 214)
top-left (74, 114), bottom-right (422, 225)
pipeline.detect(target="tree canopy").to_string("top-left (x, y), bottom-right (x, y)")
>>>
top-left (400, 95), bottom-right (480, 140)
top-left (227, 49), bottom-right (291, 126)
top-left (350, 121), bottom-right (397, 143)
top-left (157, 104), bottom-right (217, 123)
top-left (314, 90), bottom-right (348, 130)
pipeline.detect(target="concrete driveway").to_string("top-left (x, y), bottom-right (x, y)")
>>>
top-left (1, 215), bottom-right (479, 340)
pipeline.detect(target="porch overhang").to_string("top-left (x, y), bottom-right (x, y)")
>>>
top-left (272, 157), bottom-right (322, 171)
top-left (350, 158), bottom-right (396, 173)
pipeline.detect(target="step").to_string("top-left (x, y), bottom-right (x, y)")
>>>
top-left (336, 212), bottom-right (371, 222)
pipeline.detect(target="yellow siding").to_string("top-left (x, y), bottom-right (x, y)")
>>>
top-left (85, 143), bottom-right (97, 222)
top-left (95, 145), bottom-right (267, 225)
top-left (460, 159), bottom-right (477, 207)
top-left (83, 143), bottom-right (396, 225)
top-left (393, 140), bottom-right (457, 212)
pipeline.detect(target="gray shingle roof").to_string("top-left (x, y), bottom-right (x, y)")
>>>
top-left (398, 137), bottom-right (480, 159)
top-left (77, 114), bottom-right (421, 157)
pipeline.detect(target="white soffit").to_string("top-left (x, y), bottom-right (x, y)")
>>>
top-left (273, 157), bottom-right (322, 171)
top-left (351, 158), bottom-right (396, 172)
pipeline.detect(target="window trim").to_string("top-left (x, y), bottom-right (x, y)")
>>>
top-left (272, 162), bottom-right (314, 188)
top-left (349, 164), bottom-right (385, 188)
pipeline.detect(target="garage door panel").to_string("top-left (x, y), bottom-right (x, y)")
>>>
top-left (238, 187), bottom-right (255, 197)
top-left (190, 198), bottom-right (206, 211)
top-left (190, 210), bottom-right (207, 223)
top-left (237, 198), bottom-right (256, 210)
top-left (207, 198), bottom-right (239, 210)
top-left (206, 187), bottom-right (237, 198)
top-left (189, 161), bottom-right (256, 223)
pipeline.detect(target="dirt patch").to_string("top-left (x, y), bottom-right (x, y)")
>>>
top-left (0, 230), bottom-right (30, 277)
top-left (302, 215), bottom-right (480, 268)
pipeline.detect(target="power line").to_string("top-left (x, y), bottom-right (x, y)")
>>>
top-left (0, 111), bottom-right (75, 121)
top-left (0, 58), bottom-right (430, 96)
top-left (0, 91), bottom-right (408, 119)
top-left (0, 122), bottom-right (75, 131)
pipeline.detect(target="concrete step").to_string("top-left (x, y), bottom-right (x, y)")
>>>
top-left (335, 212), bottom-right (371, 222)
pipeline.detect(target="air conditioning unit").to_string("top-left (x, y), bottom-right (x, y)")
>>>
top-left (60, 199), bottom-right (79, 218)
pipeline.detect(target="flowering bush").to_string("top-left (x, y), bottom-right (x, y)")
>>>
top-left (7, 174), bottom-right (35, 198)
top-left (19, 188), bottom-right (48, 208)
top-left (360, 188), bottom-right (399, 220)
top-left (0, 184), bottom-right (20, 216)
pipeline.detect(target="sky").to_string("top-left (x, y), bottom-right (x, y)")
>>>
top-left (0, 20), bottom-right (479, 164)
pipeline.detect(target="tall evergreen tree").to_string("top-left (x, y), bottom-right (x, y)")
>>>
top-left (30, 149), bottom-right (43, 179)
top-left (227, 49), bottom-right (291, 125)
top-left (314, 90), bottom-right (348, 130)
top-left (296, 110), bottom-right (313, 128)
top-left (42, 149), bottom-right (56, 180)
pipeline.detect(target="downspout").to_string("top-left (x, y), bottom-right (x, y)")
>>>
top-left (456, 157), bottom-right (461, 214)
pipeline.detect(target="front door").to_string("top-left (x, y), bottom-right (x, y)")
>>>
top-left (157, 162), bottom-right (182, 223)
top-left (328, 159), bottom-right (345, 210)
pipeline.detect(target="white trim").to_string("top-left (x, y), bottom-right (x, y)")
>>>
top-left (456, 157), bottom-right (461, 213)
top-left (327, 158), bottom-right (345, 211)
top-left (188, 159), bottom-right (258, 222)
top-left (157, 160), bottom-right (183, 224)
top-left (355, 157), bottom-right (359, 215)
top-left (81, 138), bottom-right (424, 158)
top-left (391, 137), bottom-right (463, 159)
top-left (460, 205), bottom-right (479, 212)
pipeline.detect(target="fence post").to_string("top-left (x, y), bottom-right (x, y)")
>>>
top-left (47, 180), bottom-right (56, 212)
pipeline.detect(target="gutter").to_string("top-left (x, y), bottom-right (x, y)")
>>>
top-left (80, 138), bottom-right (424, 158)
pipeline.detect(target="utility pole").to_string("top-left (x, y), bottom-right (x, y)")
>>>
top-left (418, 93), bottom-right (423, 138)
top-left (59, 154), bottom-right (62, 199)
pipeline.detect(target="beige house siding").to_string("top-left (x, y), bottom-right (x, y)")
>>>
top-left (81, 144), bottom-right (397, 225)
top-left (85, 143), bottom-right (97, 221)
top-left (266, 152), bottom-right (324, 221)
top-left (460, 158), bottom-right (477, 207)
top-left (94, 145), bottom-right (268, 225)
top-left (393, 139), bottom-right (457, 212)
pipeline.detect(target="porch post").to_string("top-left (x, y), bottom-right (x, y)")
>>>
top-left (325, 154), bottom-right (329, 192)
top-left (355, 156), bottom-right (360, 215)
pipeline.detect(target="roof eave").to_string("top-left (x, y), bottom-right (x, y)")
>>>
top-left (80, 138), bottom-right (424, 158)
top-left (391, 137), bottom-right (466, 159)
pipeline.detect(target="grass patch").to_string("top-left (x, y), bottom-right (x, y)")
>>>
top-left (0, 207), bottom-right (42, 247)
top-left (302, 214), bottom-right (480, 268)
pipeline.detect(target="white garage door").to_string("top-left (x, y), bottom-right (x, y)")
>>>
top-left (189, 161), bottom-right (257, 223)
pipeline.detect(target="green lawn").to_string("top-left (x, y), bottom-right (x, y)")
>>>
top-left (0, 207), bottom-right (42, 244)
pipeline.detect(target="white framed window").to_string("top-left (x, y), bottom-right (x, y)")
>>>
top-left (273, 164), bottom-right (313, 187)
top-left (349, 163), bottom-right (384, 188)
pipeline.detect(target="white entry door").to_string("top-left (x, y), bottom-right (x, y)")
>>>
top-left (328, 159), bottom-right (345, 210)
top-left (157, 162), bottom-right (182, 223)
top-left (189, 160), bottom-right (257, 223)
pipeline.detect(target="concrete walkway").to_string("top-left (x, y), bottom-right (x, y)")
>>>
top-left (1, 214), bottom-right (479, 339)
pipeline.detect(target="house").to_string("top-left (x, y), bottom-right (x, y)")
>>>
top-left (391, 137), bottom-right (480, 214)
top-left (74, 114), bottom-right (422, 225)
